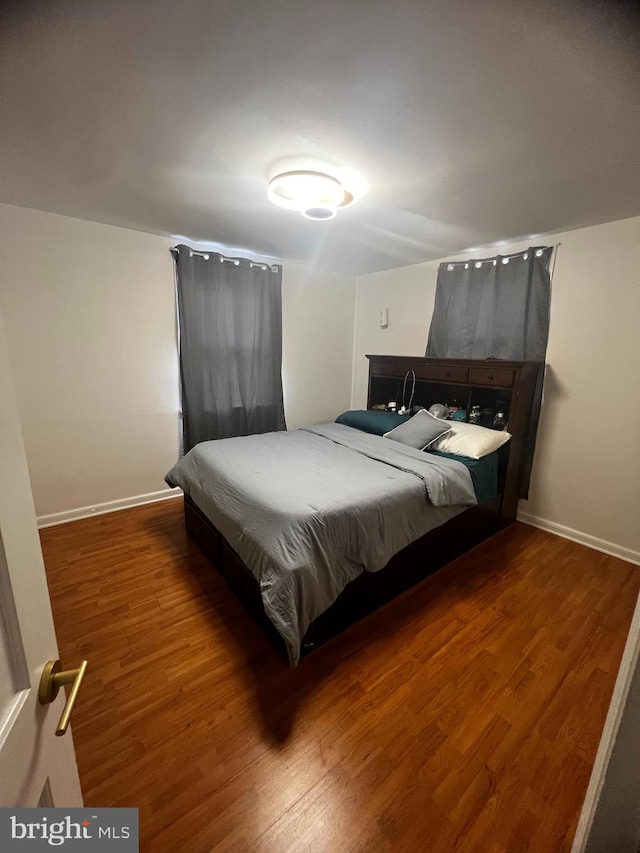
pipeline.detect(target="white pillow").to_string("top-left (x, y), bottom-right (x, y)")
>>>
top-left (430, 420), bottom-right (511, 459)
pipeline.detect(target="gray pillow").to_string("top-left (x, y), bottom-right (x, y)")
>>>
top-left (383, 409), bottom-right (452, 450)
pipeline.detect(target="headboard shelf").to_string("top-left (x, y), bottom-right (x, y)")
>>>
top-left (365, 355), bottom-right (544, 523)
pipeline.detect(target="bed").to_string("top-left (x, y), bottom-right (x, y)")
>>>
top-left (166, 418), bottom-right (502, 665)
top-left (167, 356), bottom-right (544, 665)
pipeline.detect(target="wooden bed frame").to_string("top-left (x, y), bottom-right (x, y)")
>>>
top-left (182, 356), bottom-right (544, 661)
top-left (184, 491), bottom-right (502, 659)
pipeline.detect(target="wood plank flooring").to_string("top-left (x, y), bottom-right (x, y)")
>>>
top-left (40, 499), bottom-right (640, 852)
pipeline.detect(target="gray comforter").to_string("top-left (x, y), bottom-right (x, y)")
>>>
top-left (165, 423), bottom-right (477, 665)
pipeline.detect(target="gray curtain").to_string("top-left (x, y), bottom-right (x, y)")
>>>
top-left (173, 245), bottom-right (286, 452)
top-left (426, 246), bottom-right (552, 360)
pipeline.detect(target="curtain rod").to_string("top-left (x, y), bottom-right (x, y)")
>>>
top-left (171, 245), bottom-right (279, 272)
top-left (444, 244), bottom-right (557, 269)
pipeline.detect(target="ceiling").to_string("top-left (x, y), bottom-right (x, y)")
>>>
top-left (1, 0), bottom-right (639, 276)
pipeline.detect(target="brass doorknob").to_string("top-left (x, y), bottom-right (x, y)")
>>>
top-left (39, 659), bottom-right (88, 736)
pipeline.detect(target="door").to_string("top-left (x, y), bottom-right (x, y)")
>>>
top-left (0, 304), bottom-right (83, 806)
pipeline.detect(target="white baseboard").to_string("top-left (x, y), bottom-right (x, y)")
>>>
top-left (517, 510), bottom-right (640, 566)
top-left (36, 495), bottom-right (640, 566)
top-left (37, 488), bottom-right (183, 529)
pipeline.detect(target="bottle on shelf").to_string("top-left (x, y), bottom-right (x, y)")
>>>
top-left (469, 405), bottom-right (481, 425)
top-left (492, 410), bottom-right (507, 431)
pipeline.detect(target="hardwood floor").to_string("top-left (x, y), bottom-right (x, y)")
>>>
top-left (40, 499), bottom-right (639, 852)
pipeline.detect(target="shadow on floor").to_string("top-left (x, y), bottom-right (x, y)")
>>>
top-left (152, 509), bottom-right (537, 744)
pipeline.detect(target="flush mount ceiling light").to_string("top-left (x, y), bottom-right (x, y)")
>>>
top-left (267, 169), bottom-right (361, 221)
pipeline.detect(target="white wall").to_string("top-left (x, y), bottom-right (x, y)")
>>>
top-left (352, 217), bottom-right (640, 559)
top-left (350, 259), bottom-right (440, 407)
top-left (0, 204), bottom-right (355, 521)
top-left (282, 263), bottom-right (355, 431)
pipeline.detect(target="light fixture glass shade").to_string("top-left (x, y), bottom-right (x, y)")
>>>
top-left (267, 170), bottom-right (345, 218)
top-left (302, 206), bottom-right (337, 221)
